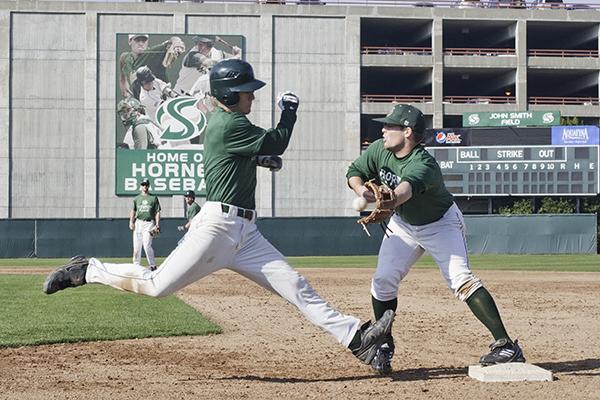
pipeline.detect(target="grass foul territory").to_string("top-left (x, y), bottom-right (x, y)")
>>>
top-left (0, 254), bottom-right (599, 272)
top-left (286, 254), bottom-right (600, 272)
top-left (0, 275), bottom-right (221, 348)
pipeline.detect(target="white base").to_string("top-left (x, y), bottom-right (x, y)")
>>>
top-left (468, 363), bottom-right (553, 382)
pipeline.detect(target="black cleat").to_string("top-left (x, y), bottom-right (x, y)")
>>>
top-left (351, 309), bottom-right (395, 364)
top-left (479, 338), bottom-right (526, 366)
top-left (371, 336), bottom-right (395, 375)
top-left (42, 256), bottom-right (89, 295)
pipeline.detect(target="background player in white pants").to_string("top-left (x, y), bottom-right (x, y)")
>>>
top-left (130, 178), bottom-right (161, 271)
top-left (43, 59), bottom-right (394, 368)
top-left (347, 104), bottom-right (525, 374)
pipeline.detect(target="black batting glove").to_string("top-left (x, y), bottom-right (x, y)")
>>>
top-left (256, 155), bottom-right (283, 172)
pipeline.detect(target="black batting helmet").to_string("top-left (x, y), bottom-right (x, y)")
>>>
top-left (209, 59), bottom-right (266, 106)
top-left (136, 66), bottom-right (155, 85)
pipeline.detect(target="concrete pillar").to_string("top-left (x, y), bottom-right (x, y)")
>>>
top-left (344, 15), bottom-right (361, 161)
top-left (84, 12), bottom-right (98, 218)
top-left (260, 13), bottom-right (274, 216)
top-left (173, 12), bottom-right (186, 34)
top-left (0, 11), bottom-right (9, 218)
top-left (516, 19), bottom-right (527, 110)
top-left (432, 18), bottom-right (444, 128)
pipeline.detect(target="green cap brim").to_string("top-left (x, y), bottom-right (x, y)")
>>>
top-left (372, 116), bottom-right (399, 124)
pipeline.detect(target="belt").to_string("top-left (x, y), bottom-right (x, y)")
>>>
top-left (221, 204), bottom-right (254, 221)
top-left (138, 218), bottom-right (153, 222)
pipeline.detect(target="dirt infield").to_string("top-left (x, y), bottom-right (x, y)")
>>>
top-left (1, 268), bottom-right (600, 400)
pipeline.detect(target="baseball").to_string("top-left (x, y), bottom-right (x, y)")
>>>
top-left (352, 196), bottom-right (368, 212)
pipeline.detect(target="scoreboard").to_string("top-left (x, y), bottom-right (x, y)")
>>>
top-left (426, 145), bottom-right (599, 196)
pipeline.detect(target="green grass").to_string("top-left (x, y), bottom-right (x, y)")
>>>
top-left (0, 275), bottom-right (220, 348)
top-left (287, 254), bottom-right (600, 272)
top-left (1, 254), bottom-right (598, 272)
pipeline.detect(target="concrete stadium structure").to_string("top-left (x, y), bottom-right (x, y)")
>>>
top-left (1, 0), bottom-right (599, 218)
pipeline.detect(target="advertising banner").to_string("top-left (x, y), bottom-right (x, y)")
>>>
top-left (115, 33), bottom-right (245, 196)
top-left (463, 111), bottom-right (560, 127)
top-left (423, 128), bottom-right (472, 147)
top-left (551, 125), bottom-right (600, 146)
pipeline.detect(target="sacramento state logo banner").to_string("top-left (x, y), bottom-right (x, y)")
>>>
top-left (114, 33), bottom-right (245, 196)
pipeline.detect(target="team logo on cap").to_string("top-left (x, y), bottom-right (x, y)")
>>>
top-left (156, 97), bottom-right (207, 142)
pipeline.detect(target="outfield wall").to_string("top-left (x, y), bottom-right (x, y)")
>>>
top-left (0, 214), bottom-right (596, 258)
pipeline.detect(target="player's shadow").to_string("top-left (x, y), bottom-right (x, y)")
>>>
top-left (219, 366), bottom-right (468, 383)
top-left (536, 358), bottom-right (600, 376)
top-left (218, 358), bottom-right (600, 383)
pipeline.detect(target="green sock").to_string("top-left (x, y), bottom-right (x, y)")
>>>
top-left (466, 287), bottom-right (510, 341)
top-left (348, 297), bottom-right (398, 351)
top-left (372, 296), bottom-right (397, 320)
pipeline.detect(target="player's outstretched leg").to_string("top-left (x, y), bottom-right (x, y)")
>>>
top-left (370, 335), bottom-right (395, 374)
top-left (349, 309), bottom-right (395, 364)
top-left (42, 256), bottom-right (89, 295)
top-left (479, 338), bottom-right (525, 366)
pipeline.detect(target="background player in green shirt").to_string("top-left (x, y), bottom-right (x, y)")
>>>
top-left (177, 190), bottom-right (201, 232)
top-left (44, 59), bottom-right (394, 369)
top-left (347, 104), bottom-right (525, 374)
top-left (129, 178), bottom-right (161, 271)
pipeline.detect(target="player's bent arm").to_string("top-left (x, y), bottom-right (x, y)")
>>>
top-left (257, 110), bottom-right (297, 155)
top-left (392, 181), bottom-right (413, 207)
top-left (155, 212), bottom-right (161, 229)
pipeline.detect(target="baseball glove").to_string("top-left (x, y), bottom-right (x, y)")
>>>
top-left (149, 226), bottom-right (161, 237)
top-left (162, 37), bottom-right (186, 68)
top-left (357, 180), bottom-right (396, 237)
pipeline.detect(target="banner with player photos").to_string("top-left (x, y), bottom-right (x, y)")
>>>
top-left (114, 33), bottom-right (245, 196)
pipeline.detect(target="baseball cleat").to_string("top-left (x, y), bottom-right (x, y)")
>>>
top-left (42, 255), bottom-right (89, 295)
top-left (371, 337), bottom-right (395, 375)
top-left (351, 309), bottom-right (395, 364)
top-left (479, 338), bottom-right (525, 366)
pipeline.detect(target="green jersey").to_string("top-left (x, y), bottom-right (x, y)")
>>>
top-left (186, 202), bottom-right (201, 221)
top-left (120, 42), bottom-right (169, 98)
top-left (132, 194), bottom-right (161, 221)
top-left (203, 108), bottom-right (297, 210)
top-left (347, 139), bottom-right (453, 225)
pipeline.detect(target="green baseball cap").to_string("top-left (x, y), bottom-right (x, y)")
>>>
top-left (373, 104), bottom-right (425, 134)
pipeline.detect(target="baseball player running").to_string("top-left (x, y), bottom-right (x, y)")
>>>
top-left (178, 190), bottom-right (201, 232)
top-left (346, 104), bottom-right (525, 374)
top-left (130, 178), bottom-right (161, 271)
top-left (43, 59), bottom-right (394, 368)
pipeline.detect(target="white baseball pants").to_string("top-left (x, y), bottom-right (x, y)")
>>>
top-left (371, 202), bottom-right (483, 302)
top-left (133, 219), bottom-right (156, 267)
top-left (87, 201), bottom-right (360, 347)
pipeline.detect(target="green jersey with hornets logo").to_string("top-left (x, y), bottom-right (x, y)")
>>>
top-left (347, 139), bottom-right (454, 226)
top-left (133, 193), bottom-right (161, 221)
